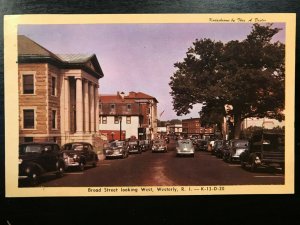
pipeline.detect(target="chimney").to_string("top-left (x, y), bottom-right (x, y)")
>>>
top-left (120, 91), bottom-right (125, 100)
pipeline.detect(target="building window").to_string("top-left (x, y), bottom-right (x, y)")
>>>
top-left (114, 116), bottom-right (119, 124)
top-left (102, 116), bottom-right (107, 124)
top-left (110, 104), bottom-right (115, 111)
top-left (24, 137), bottom-right (33, 142)
top-left (23, 74), bottom-right (34, 94)
top-left (51, 110), bottom-right (57, 129)
top-left (127, 104), bottom-right (131, 111)
top-left (23, 109), bottom-right (35, 129)
top-left (126, 116), bottom-right (131, 124)
top-left (51, 76), bottom-right (57, 96)
top-left (99, 104), bottom-right (102, 111)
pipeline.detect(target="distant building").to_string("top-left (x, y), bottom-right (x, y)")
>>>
top-left (99, 91), bottom-right (158, 141)
top-left (18, 35), bottom-right (104, 145)
top-left (182, 118), bottom-right (201, 136)
top-left (241, 117), bottom-right (285, 130)
top-left (166, 124), bottom-right (182, 136)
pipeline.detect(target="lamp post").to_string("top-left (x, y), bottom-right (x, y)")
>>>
top-left (119, 116), bottom-right (122, 141)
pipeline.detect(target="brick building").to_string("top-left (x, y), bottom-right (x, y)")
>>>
top-left (182, 118), bottom-right (201, 136)
top-left (99, 91), bottom-right (158, 141)
top-left (18, 35), bottom-right (104, 145)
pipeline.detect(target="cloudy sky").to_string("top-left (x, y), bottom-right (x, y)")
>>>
top-left (18, 23), bottom-right (285, 120)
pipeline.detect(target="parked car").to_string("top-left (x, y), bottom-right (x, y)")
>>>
top-left (195, 139), bottom-right (209, 151)
top-left (220, 141), bottom-right (230, 159)
top-left (240, 132), bottom-right (284, 172)
top-left (61, 142), bottom-right (98, 171)
top-left (138, 140), bottom-right (147, 152)
top-left (152, 139), bottom-right (168, 153)
top-left (223, 139), bottom-right (249, 163)
top-left (103, 140), bottom-right (129, 159)
top-left (128, 140), bottom-right (142, 154)
top-left (211, 140), bottom-right (225, 156)
top-left (19, 142), bottom-right (65, 186)
top-left (176, 139), bottom-right (195, 157)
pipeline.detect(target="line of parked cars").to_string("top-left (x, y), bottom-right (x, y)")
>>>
top-left (19, 141), bottom-right (99, 186)
top-left (209, 132), bottom-right (285, 173)
top-left (103, 139), bottom-right (152, 159)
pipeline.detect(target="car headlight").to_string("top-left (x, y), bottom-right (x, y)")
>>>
top-left (63, 153), bottom-right (68, 159)
top-left (18, 159), bottom-right (23, 164)
top-left (73, 154), bottom-right (78, 159)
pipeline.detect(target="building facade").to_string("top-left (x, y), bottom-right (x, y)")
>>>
top-left (99, 91), bottom-right (158, 141)
top-left (18, 35), bottom-right (104, 145)
top-left (182, 118), bottom-right (201, 136)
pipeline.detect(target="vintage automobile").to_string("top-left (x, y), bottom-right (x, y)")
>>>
top-left (128, 140), bottom-right (142, 154)
top-left (223, 139), bottom-right (249, 163)
top-left (211, 140), bottom-right (225, 156)
top-left (152, 139), bottom-right (168, 153)
top-left (19, 142), bottom-right (65, 186)
top-left (138, 140), bottom-right (147, 152)
top-left (195, 139), bottom-right (209, 151)
top-left (240, 132), bottom-right (284, 172)
top-left (103, 140), bottom-right (129, 159)
top-left (176, 139), bottom-right (195, 157)
top-left (61, 142), bottom-right (98, 171)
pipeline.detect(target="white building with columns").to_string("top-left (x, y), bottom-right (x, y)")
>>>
top-left (18, 35), bottom-right (104, 146)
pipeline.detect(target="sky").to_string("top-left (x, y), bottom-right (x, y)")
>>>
top-left (18, 23), bottom-right (285, 121)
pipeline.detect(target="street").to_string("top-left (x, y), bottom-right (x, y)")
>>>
top-left (21, 139), bottom-right (284, 187)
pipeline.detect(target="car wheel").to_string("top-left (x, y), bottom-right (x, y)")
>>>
top-left (56, 163), bottom-right (64, 178)
top-left (29, 170), bottom-right (39, 186)
top-left (250, 161), bottom-right (257, 172)
top-left (241, 161), bottom-right (246, 169)
top-left (79, 162), bottom-right (85, 171)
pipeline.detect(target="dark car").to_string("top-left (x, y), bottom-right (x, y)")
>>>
top-left (211, 140), bottom-right (225, 156)
top-left (19, 142), bottom-right (65, 186)
top-left (103, 140), bottom-right (129, 159)
top-left (152, 139), bottom-right (168, 153)
top-left (223, 139), bottom-right (249, 163)
top-left (195, 139), bottom-right (209, 151)
top-left (128, 140), bottom-right (142, 154)
top-left (61, 142), bottom-right (98, 171)
top-left (139, 140), bottom-right (150, 152)
top-left (240, 132), bottom-right (284, 172)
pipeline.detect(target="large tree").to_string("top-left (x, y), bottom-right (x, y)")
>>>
top-left (169, 24), bottom-right (285, 138)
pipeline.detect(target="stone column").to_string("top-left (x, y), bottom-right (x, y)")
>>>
top-left (75, 77), bottom-right (83, 133)
top-left (64, 77), bottom-right (70, 133)
top-left (94, 84), bottom-right (99, 132)
top-left (89, 82), bottom-right (95, 133)
top-left (84, 79), bottom-right (90, 133)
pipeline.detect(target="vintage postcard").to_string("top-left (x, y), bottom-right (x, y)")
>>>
top-left (4, 14), bottom-right (295, 197)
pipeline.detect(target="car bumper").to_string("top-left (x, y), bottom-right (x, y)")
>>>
top-left (177, 151), bottom-right (194, 155)
top-left (152, 148), bottom-right (166, 152)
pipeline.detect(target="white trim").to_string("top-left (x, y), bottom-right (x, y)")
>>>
top-left (20, 106), bottom-right (37, 130)
top-left (51, 108), bottom-right (58, 130)
top-left (20, 71), bottom-right (36, 95)
top-left (50, 73), bottom-right (58, 97)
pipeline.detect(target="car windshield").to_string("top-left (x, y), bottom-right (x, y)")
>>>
top-left (19, 145), bottom-right (43, 154)
top-left (180, 140), bottom-right (192, 144)
top-left (154, 140), bottom-right (164, 145)
top-left (108, 142), bottom-right (123, 148)
top-left (262, 134), bottom-right (284, 151)
top-left (63, 144), bottom-right (84, 151)
top-left (233, 141), bottom-right (248, 148)
top-left (215, 141), bottom-right (223, 147)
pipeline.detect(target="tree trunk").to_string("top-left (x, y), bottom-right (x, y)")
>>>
top-left (233, 114), bottom-right (242, 139)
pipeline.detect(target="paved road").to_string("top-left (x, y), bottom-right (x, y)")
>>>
top-left (28, 139), bottom-right (284, 187)
top-left (21, 140), bottom-right (284, 187)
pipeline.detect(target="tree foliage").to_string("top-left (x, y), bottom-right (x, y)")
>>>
top-left (169, 24), bottom-right (285, 138)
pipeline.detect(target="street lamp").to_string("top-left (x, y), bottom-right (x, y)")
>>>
top-left (119, 116), bottom-right (122, 141)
